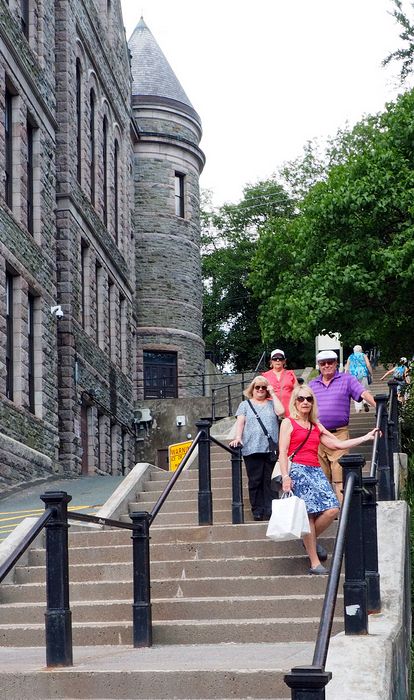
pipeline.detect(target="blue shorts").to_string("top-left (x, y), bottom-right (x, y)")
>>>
top-left (290, 462), bottom-right (340, 515)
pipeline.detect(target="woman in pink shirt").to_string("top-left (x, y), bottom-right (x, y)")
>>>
top-left (263, 348), bottom-right (298, 417)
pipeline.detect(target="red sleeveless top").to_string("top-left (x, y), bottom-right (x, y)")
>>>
top-left (288, 418), bottom-right (321, 467)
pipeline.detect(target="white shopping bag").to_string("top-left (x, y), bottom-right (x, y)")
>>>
top-left (266, 492), bottom-right (310, 541)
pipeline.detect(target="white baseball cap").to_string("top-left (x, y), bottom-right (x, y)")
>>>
top-left (270, 348), bottom-right (285, 359)
top-left (316, 350), bottom-right (338, 362)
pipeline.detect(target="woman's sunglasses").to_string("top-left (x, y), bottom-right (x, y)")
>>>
top-left (296, 395), bottom-right (314, 403)
top-left (254, 385), bottom-right (267, 390)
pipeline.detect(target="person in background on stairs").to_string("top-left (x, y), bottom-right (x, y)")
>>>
top-left (263, 348), bottom-right (298, 417)
top-left (380, 357), bottom-right (409, 403)
top-left (279, 385), bottom-right (380, 575)
top-left (344, 345), bottom-right (373, 413)
top-left (229, 376), bottom-right (284, 521)
top-left (309, 350), bottom-right (376, 504)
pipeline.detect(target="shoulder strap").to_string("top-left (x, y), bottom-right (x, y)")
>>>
top-left (247, 399), bottom-right (270, 438)
top-left (290, 422), bottom-right (312, 460)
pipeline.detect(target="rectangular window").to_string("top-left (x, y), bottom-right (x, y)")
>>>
top-left (20, 0), bottom-right (29, 39)
top-left (28, 293), bottom-right (35, 412)
top-left (26, 119), bottom-right (34, 234)
top-left (5, 88), bottom-right (13, 208)
top-left (6, 273), bottom-right (14, 400)
top-left (95, 261), bottom-right (103, 347)
top-left (76, 60), bottom-right (82, 184)
top-left (81, 241), bottom-right (89, 329)
top-left (174, 172), bottom-right (185, 218)
top-left (114, 140), bottom-right (119, 243)
top-left (108, 278), bottom-right (114, 359)
top-left (102, 117), bottom-right (108, 226)
top-left (144, 351), bottom-right (178, 399)
top-left (120, 294), bottom-right (127, 372)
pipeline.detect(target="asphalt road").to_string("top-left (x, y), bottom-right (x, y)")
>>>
top-left (0, 475), bottom-right (124, 541)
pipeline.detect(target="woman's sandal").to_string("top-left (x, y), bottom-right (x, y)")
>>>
top-left (309, 564), bottom-right (328, 575)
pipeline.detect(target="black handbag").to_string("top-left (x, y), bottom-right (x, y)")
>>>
top-left (247, 400), bottom-right (278, 463)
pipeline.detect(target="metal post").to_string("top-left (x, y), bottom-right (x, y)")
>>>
top-left (375, 394), bottom-right (392, 500)
top-left (361, 476), bottom-right (381, 614)
top-left (231, 446), bottom-right (244, 524)
top-left (339, 455), bottom-right (368, 635)
top-left (227, 384), bottom-right (233, 417)
top-left (284, 665), bottom-right (332, 698)
top-left (387, 420), bottom-right (396, 500)
top-left (387, 380), bottom-right (399, 452)
top-left (40, 491), bottom-right (73, 667)
top-left (130, 511), bottom-right (152, 647)
top-left (195, 419), bottom-right (213, 525)
top-left (212, 389), bottom-right (216, 422)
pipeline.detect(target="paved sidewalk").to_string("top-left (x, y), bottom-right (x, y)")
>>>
top-left (0, 476), bottom-right (124, 541)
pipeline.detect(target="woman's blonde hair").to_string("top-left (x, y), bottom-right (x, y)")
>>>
top-left (244, 375), bottom-right (270, 399)
top-left (288, 384), bottom-right (319, 423)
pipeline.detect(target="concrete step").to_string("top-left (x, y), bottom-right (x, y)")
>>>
top-left (0, 615), bottom-right (343, 646)
top-left (29, 536), bottom-right (334, 566)
top-left (0, 641), bottom-right (314, 698)
top-left (14, 553), bottom-right (318, 584)
top-left (0, 573), bottom-right (337, 604)
top-left (0, 592), bottom-right (343, 625)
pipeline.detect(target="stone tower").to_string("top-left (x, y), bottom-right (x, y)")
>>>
top-left (129, 18), bottom-right (206, 400)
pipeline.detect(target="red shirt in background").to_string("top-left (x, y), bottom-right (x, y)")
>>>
top-left (263, 368), bottom-right (297, 416)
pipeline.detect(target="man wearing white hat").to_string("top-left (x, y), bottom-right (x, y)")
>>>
top-left (309, 350), bottom-right (376, 502)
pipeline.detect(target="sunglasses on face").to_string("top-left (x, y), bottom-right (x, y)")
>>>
top-left (296, 395), bottom-right (314, 403)
top-left (272, 357), bottom-right (284, 361)
top-left (319, 360), bottom-right (336, 366)
top-left (254, 385), bottom-right (267, 390)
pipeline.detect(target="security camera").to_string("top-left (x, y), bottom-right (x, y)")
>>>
top-left (51, 305), bottom-right (64, 318)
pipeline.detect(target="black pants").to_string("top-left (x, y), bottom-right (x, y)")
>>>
top-left (243, 452), bottom-right (274, 519)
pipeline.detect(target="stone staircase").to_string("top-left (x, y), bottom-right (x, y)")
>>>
top-left (0, 370), bottom-right (383, 698)
top-left (0, 447), bottom-right (342, 698)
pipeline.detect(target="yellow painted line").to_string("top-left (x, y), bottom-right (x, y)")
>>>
top-left (0, 504), bottom-right (102, 516)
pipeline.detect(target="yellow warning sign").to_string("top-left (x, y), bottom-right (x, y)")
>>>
top-left (168, 440), bottom-right (193, 472)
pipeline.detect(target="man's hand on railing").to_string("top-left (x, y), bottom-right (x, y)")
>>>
top-left (365, 427), bottom-right (382, 441)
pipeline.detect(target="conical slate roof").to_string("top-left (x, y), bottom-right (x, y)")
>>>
top-left (129, 17), bottom-right (194, 109)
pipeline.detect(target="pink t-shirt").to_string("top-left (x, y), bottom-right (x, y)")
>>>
top-left (288, 419), bottom-right (321, 467)
top-left (263, 369), bottom-right (297, 416)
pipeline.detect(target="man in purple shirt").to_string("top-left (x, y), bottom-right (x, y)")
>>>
top-left (309, 350), bottom-right (376, 502)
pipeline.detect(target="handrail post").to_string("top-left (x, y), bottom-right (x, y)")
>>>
top-left (196, 419), bottom-right (213, 525)
top-left (40, 491), bottom-right (73, 667)
top-left (387, 380), bottom-right (400, 452)
top-left (211, 389), bottom-right (216, 422)
top-left (284, 665), bottom-right (332, 698)
top-left (361, 476), bottom-right (381, 614)
top-left (227, 384), bottom-right (233, 417)
top-left (339, 455), bottom-right (368, 635)
top-left (387, 420), bottom-right (396, 500)
top-left (130, 511), bottom-right (152, 647)
top-left (375, 393), bottom-right (392, 500)
top-left (231, 446), bottom-right (244, 524)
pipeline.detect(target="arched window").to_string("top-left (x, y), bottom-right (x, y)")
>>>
top-left (76, 59), bottom-right (82, 183)
top-left (102, 115), bottom-right (108, 226)
top-left (89, 89), bottom-right (96, 204)
top-left (114, 139), bottom-right (119, 243)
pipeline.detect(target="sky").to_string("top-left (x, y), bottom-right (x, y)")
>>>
top-left (120, 0), bottom-right (406, 207)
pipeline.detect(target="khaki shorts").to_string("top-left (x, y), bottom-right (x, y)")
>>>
top-left (318, 427), bottom-right (349, 484)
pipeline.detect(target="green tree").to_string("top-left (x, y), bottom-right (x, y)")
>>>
top-left (250, 90), bottom-right (414, 360)
top-left (202, 180), bottom-right (294, 370)
top-left (383, 0), bottom-right (414, 83)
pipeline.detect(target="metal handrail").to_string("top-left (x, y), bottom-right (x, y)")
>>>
top-left (369, 401), bottom-right (384, 478)
top-left (68, 512), bottom-right (133, 530)
top-left (312, 471), bottom-right (356, 667)
top-left (210, 434), bottom-right (238, 455)
top-left (0, 507), bottom-right (54, 583)
top-left (150, 431), bottom-right (202, 522)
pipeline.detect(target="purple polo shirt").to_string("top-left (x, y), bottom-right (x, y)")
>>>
top-left (309, 371), bottom-right (364, 430)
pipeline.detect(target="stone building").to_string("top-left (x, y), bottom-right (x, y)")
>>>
top-left (0, 2), bottom-right (205, 492)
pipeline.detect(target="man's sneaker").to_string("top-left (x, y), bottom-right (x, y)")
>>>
top-left (316, 543), bottom-right (328, 561)
top-left (364, 403), bottom-right (369, 412)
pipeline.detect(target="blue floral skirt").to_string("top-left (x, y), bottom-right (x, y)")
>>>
top-left (290, 462), bottom-right (340, 515)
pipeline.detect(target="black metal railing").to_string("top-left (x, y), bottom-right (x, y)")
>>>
top-left (284, 379), bottom-right (403, 698)
top-left (211, 379), bottom-right (246, 421)
top-left (0, 418), bottom-right (243, 664)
